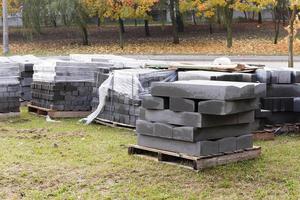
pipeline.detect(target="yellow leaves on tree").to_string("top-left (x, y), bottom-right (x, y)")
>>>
top-left (0, 0), bottom-right (20, 16)
top-left (84, 0), bottom-right (157, 20)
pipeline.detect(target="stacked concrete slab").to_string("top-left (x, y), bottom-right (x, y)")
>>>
top-left (31, 60), bottom-right (101, 111)
top-left (91, 63), bottom-right (131, 111)
top-left (137, 80), bottom-right (262, 157)
top-left (0, 62), bottom-right (20, 113)
top-left (9, 55), bottom-right (42, 101)
top-left (256, 68), bottom-right (300, 124)
top-left (178, 70), bottom-right (267, 130)
top-left (97, 69), bottom-right (176, 126)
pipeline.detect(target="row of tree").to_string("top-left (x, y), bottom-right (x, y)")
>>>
top-left (2, 0), bottom-right (300, 66)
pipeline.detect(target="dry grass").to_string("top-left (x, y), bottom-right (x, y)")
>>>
top-left (0, 108), bottom-right (300, 199)
top-left (1, 22), bottom-right (298, 56)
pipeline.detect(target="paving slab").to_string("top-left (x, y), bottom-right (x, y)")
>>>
top-left (198, 99), bottom-right (258, 115)
top-left (140, 108), bottom-right (254, 127)
top-left (142, 95), bottom-right (168, 110)
top-left (153, 123), bottom-right (174, 139)
top-left (137, 134), bottom-right (219, 156)
top-left (172, 124), bottom-right (251, 142)
top-left (267, 84), bottom-right (300, 97)
top-left (151, 80), bottom-right (256, 100)
top-left (218, 137), bottom-right (237, 153)
top-left (136, 120), bottom-right (153, 136)
top-left (237, 135), bottom-right (253, 150)
top-left (169, 98), bottom-right (197, 112)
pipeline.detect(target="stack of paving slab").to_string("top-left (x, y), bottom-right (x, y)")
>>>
top-left (256, 68), bottom-right (300, 124)
top-left (9, 55), bottom-right (42, 102)
top-left (0, 61), bottom-right (20, 114)
top-left (137, 80), bottom-right (263, 157)
top-left (97, 69), bottom-right (176, 126)
top-left (178, 70), bottom-right (267, 131)
top-left (31, 60), bottom-right (100, 111)
top-left (70, 54), bottom-right (169, 111)
top-left (91, 63), bottom-right (132, 111)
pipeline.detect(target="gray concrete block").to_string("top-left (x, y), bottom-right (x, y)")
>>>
top-left (141, 108), bottom-right (254, 127)
top-left (142, 95), bottom-right (168, 110)
top-left (169, 98), bottom-right (197, 112)
top-left (136, 120), bottom-right (153, 136)
top-left (272, 70), bottom-right (292, 84)
top-left (294, 98), bottom-right (300, 112)
top-left (173, 124), bottom-right (251, 142)
top-left (266, 112), bottom-right (300, 124)
top-left (151, 80), bottom-right (256, 100)
top-left (262, 97), bottom-right (294, 112)
top-left (256, 69), bottom-right (271, 84)
top-left (267, 84), bottom-right (300, 97)
top-left (292, 70), bottom-right (300, 83)
top-left (254, 83), bottom-right (267, 98)
top-left (178, 71), bottom-right (256, 82)
top-left (218, 137), bottom-right (237, 153)
top-left (249, 119), bottom-right (266, 131)
top-left (137, 134), bottom-right (218, 156)
top-left (153, 123), bottom-right (174, 139)
top-left (255, 109), bottom-right (272, 119)
top-left (198, 99), bottom-right (258, 115)
top-left (236, 134), bottom-right (253, 150)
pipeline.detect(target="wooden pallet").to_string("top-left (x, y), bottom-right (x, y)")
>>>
top-left (28, 103), bottom-right (90, 118)
top-left (95, 118), bottom-right (135, 130)
top-left (128, 145), bottom-right (261, 170)
top-left (253, 130), bottom-right (275, 141)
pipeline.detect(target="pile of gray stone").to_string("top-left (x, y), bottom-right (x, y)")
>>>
top-left (0, 62), bottom-right (20, 113)
top-left (97, 69), bottom-right (176, 126)
top-left (31, 60), bottom-right (100, 111)
top-left (256, 68), bottom-right (300, 124)
top-left (137, 80), bottom-right (262, 156)
top-left (9, 55), bottom-right (42, 102)
top-left (91, 63), bottom-right (130, 110)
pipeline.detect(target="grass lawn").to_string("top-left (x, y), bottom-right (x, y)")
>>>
top-left (0, 108), bottom-right (300, 199)
top-left (2, 22), bottom-right (299, 56)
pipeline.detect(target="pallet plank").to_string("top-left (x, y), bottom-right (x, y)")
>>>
top-left (28, 103), bottom-right (91, 118)
top-left (95, 118), bottom-right (135, 129)
top-left (128, 145), bottom-right (261, 170)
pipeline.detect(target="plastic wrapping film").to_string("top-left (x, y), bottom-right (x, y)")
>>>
top-left (81, 69), bottom-right (177, 124)
top-left (33, 60), bottom-right (100, 83)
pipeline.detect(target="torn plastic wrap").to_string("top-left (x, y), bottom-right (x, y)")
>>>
top-left (81, 69), bottom-right (177, 125)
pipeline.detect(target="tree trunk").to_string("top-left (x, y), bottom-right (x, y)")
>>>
top-left (160, 8), bottom-right (165, 28)
top-left (224, 5), bottom-right (233, 48)
top-left (51, 18), bottom-right (57, 28)
top-left (244, 11), bottom-right (248, 20)
top-left (170, 0), bottom-right (179, 44)
top-left (80, 24), bottom-right (88, 45)
top-left (192, 10), bottom-right (197, 25)
top-left (288, 5), bottom-right (297, 68)
top-left (119, 18), bottom-right (124, 49)
top-left (2, 0), bottom-right (9, 55)
top-left (144, 20), bottom-right (150, 37)
top-left (209, 22), bottom-right (213, 34)
top-left (119, 18), bottom-right (125, 33)
top-left (273, 6), bottom-right (281, 44)
top-left (97, 17), bottom-right (101, 27)
top-left (258, 12), bottom-right (262, 24)
top-left (135, 19), bottom-right (137, 26)
top-left (274, 19), bottom-right (280, 44)
top-left (217, 7), bottom-right (221, 25)
top-left (175, 0), bottom-right (184, 32)
top-left (273, 8), bottom-right (280, 44)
